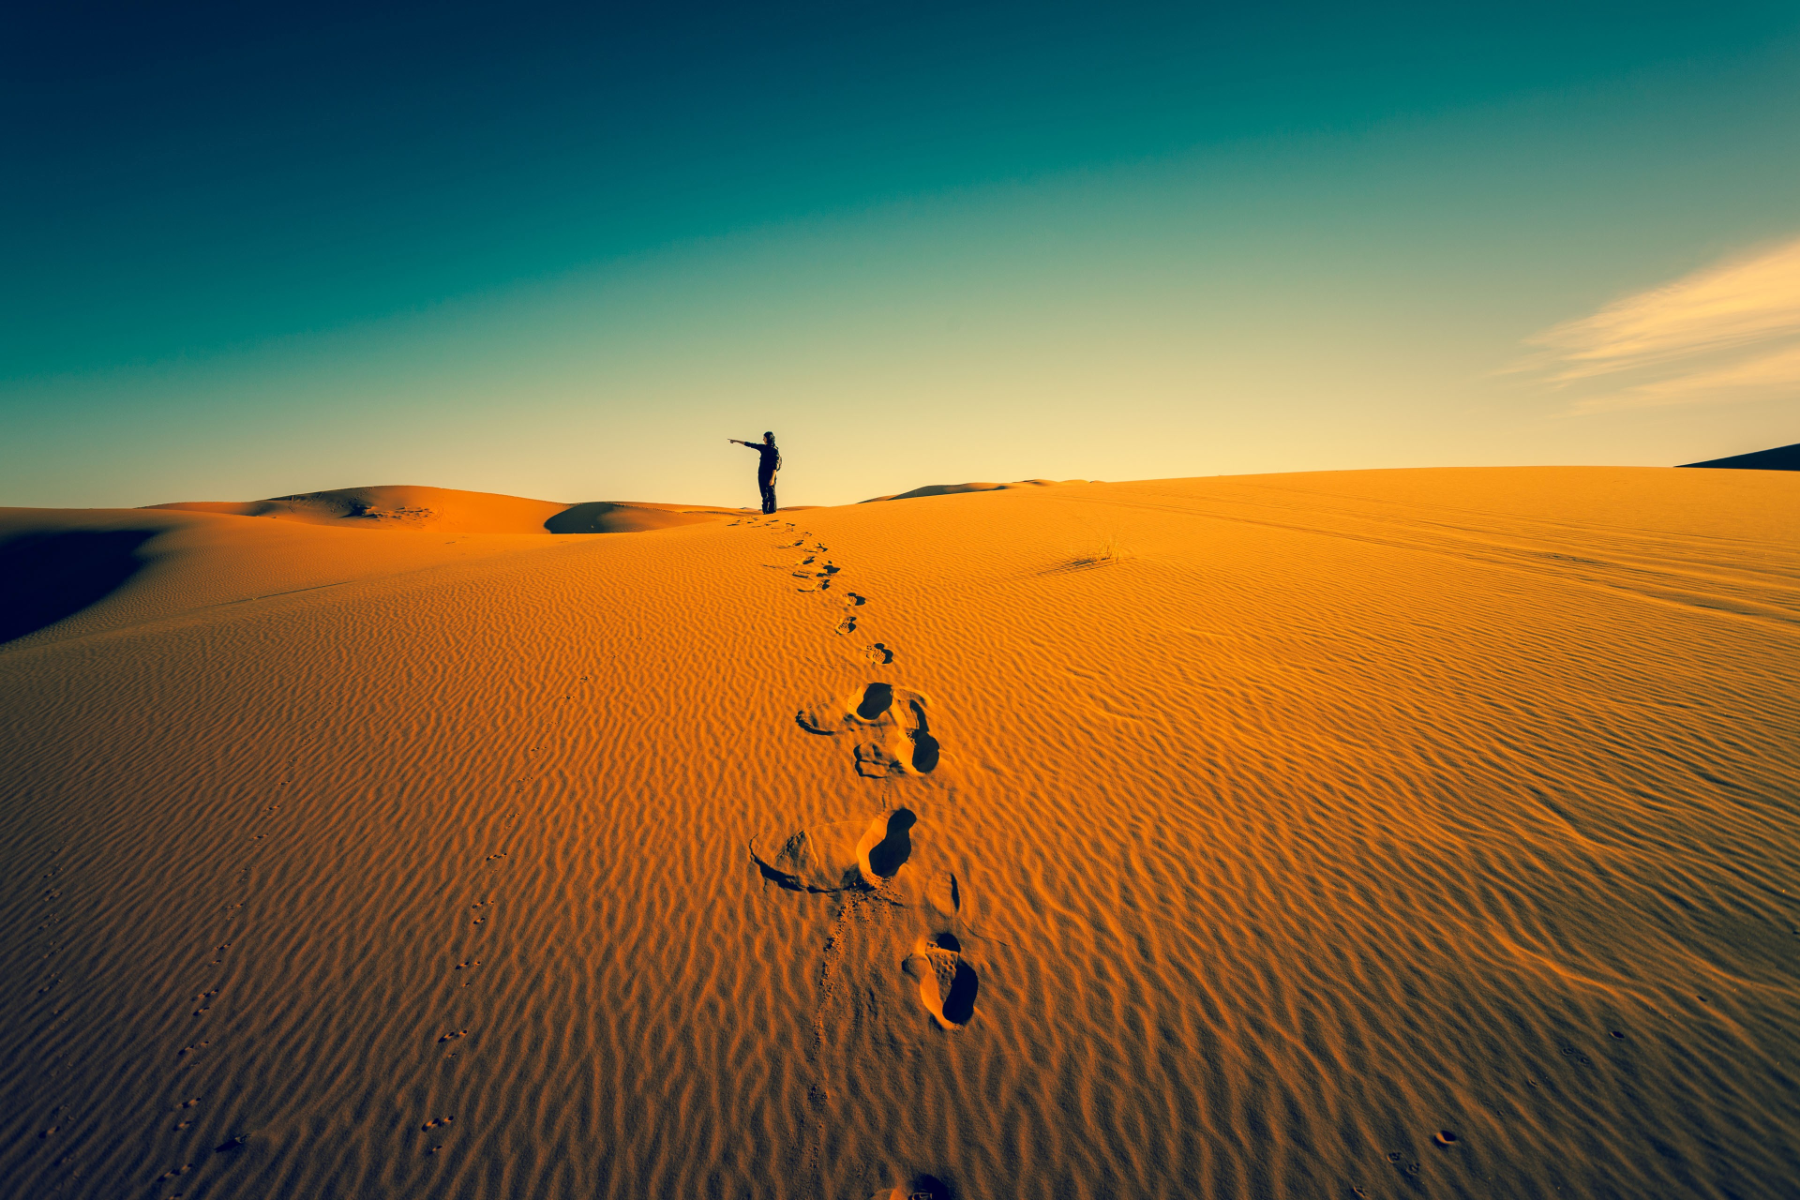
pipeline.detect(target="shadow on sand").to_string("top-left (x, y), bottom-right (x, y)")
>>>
top-left (0, 528), bottom-right (160, 645)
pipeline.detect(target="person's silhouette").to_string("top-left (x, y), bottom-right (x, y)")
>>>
top-left (729, 431), bottom-right (782, 514)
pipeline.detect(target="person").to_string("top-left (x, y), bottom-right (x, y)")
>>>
top-left (729, 431), bottom-right (782, 514)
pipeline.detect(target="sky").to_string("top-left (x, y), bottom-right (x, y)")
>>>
top-left (4, 1), bottom-right (1800, 509)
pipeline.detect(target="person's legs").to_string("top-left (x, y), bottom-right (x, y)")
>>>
top-left (760, 477), bottom-right (777, 514)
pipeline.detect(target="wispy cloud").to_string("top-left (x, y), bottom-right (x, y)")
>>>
top-left (1521, 235), bottom-right (1800, 412)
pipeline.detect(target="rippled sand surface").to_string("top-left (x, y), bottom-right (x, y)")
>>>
top-left (2, 466), bottom-right (1796, 1199)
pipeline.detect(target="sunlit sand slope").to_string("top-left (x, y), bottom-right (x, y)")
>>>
top-left (2, 466), bottom-right (1797, 1199)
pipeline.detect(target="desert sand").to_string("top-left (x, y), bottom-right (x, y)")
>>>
top-left (2, 466), bottom-right (1797, 1199)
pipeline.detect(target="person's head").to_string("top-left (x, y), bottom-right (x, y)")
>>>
top-left (763, 431), bottom-right (775, 444)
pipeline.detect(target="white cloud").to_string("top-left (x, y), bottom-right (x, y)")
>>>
top-left (1570, 342), bottom-right (1800, 414)
top-left (1522, 235), bottom-right (1800, 412)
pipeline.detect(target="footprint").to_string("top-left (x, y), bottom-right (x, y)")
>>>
top-left (852, 687), bottom-right (939, 777)
top-left (751, 807), bottom-right (916, 891)
top-left (796, 683), bottom-right (939, 777)
top-left (857, 808), bottom-right (916, 881)
top-left (855, 682), bottom-right (896, 720)
top-left (832, 591), bottom-right (869, 634)
top-left (752, 821), bottom-right (866, 892)
top-left (903, 933), bottom-right (978, 1029)
top-left (793, 560), bottom-right (838, 593)
top-left (863, 642), bottom-right (895, 665)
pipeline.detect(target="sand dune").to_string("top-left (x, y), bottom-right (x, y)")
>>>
top-left (150, 483), bottom-right (739, 535)
top-left (1680, 441), bottom-right (1800, 471)
top-left (861, 478), bottom-right (1089, 503)
top-left (3, 467), bottom-right (1798, 1199)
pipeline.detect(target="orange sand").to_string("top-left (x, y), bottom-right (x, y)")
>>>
top-left (2, 467), bottom-right (1797, 1199)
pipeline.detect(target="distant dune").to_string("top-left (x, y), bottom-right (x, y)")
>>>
top-left (1679, 441), bottom-right (1800, 471)
top-left (860, 478), bottom-right (1090, 502)
top-left (3, 466), bottom-right (1798, 1199)
top-left (148, 483), bottom-right (740, 535)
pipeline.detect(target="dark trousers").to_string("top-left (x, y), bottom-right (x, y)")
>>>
top-left (759, 476), bottom-right (777, 514)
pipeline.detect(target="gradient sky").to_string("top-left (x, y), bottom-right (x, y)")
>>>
top-left (5, 1), bottom-right (1800, 509)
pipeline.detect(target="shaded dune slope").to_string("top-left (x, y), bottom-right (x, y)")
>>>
top-left (0, 526), bottom-right (161, 644)
top-left (2, 467), bottom-right (1797, 1199)
top-left (1679, 442), bottom-right (1800, 472)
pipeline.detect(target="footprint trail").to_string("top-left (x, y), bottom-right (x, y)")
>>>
top-left (732, 505), bottom-right (984, 1196)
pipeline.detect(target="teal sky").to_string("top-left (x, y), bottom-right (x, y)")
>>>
top-left (5, 2), bottom-right (1799, 509)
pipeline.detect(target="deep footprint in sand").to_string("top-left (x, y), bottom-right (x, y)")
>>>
top-left (796, 683), bottom-right (939, 777)
top-left (903, 933), bottom-right (978, 1029)
top-left (751, 807), bottom-right (916, 892)
top-left (852, 684), bottom-right (939, 777)
top-left (859, 807), bottom-right (915, 879)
